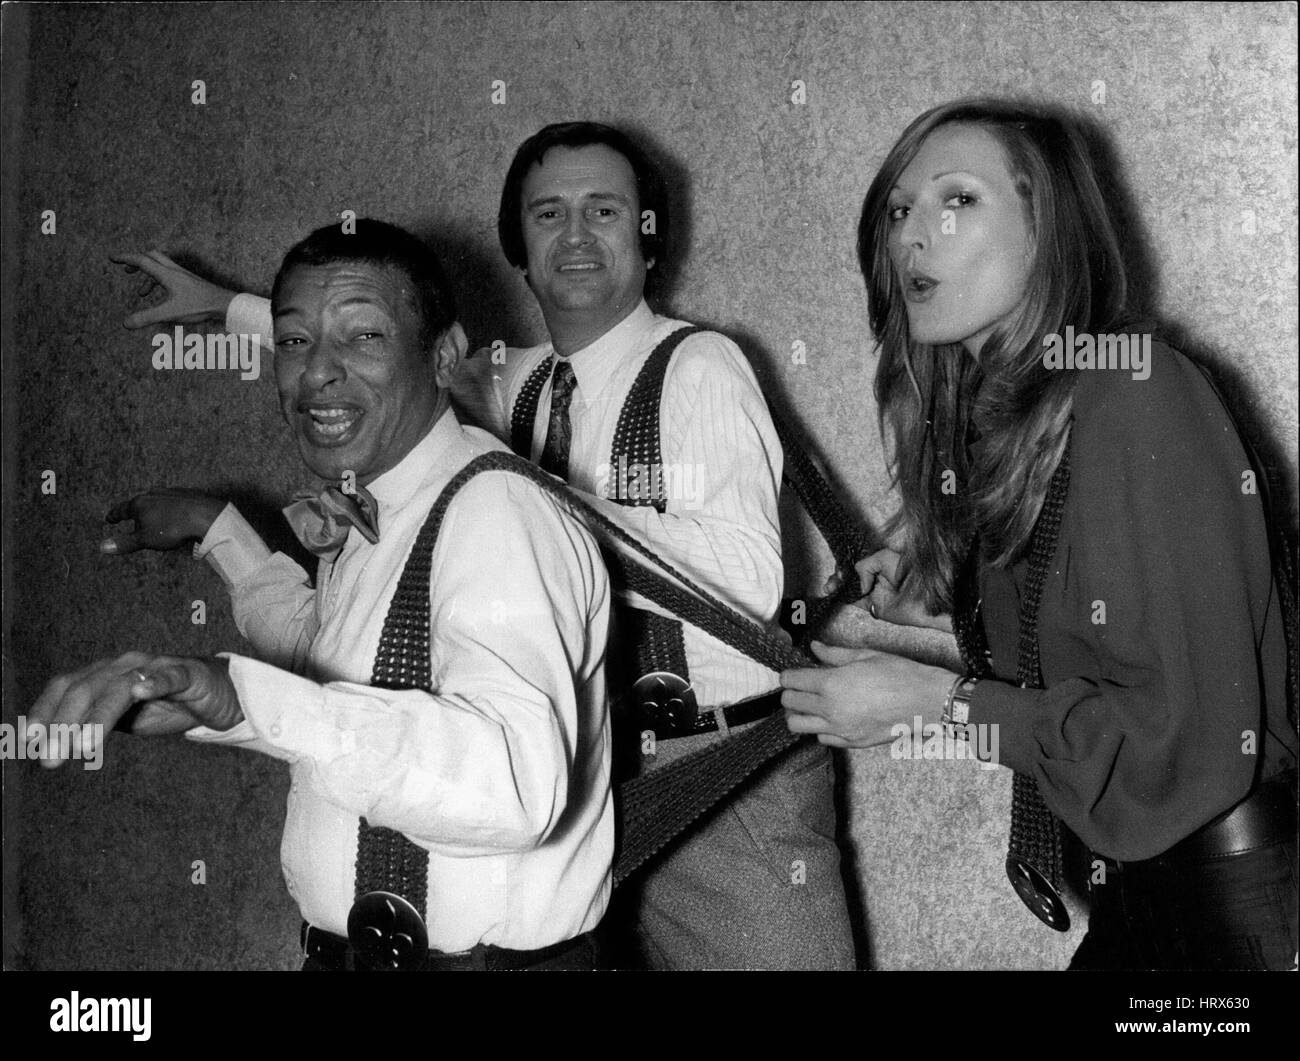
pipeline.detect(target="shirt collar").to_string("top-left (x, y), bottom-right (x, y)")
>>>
top-left (364, 405), bottom-right (462, 518)
top-left (555, 300), bottom-right (656, 408)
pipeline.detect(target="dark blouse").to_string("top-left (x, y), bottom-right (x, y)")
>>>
top-left (966, 342), bottom-right (1295, 862)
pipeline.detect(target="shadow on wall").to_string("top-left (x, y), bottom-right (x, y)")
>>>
top-left (619, 120), bottom-right (694, 311)
top-left (411, 221), bottom-right (532, 352)
top-left (1080, 105), bottom-right (1298, 547)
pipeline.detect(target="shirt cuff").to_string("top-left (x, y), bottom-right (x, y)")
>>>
top-left (193, 503), bottom-right (274, 587)
top-left (186, 653), bottom-right (344, 763)
top-left (226, 292), bottom-right (271, 348)
top-left (184, 717), bottom-right (260, 746)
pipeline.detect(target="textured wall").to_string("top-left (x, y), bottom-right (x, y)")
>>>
top-left (4, 1), bottom-right (1295, 970)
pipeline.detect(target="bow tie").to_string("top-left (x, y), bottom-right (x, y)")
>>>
top-left (282, 484), bottom-right (381, 560)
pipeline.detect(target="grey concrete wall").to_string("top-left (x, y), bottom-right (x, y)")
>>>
top-left (4, 0), bottom-right (1295, 970)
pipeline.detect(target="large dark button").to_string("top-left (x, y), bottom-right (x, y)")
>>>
top-left (631, 671), bottom-right (698, 733)
top-left (1005, 854), bottom-right (1071, 932)
top-left (347, 891), bottom-right (429, 971)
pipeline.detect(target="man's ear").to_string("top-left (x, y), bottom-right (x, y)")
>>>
top-left (432, 322), bottom-right (468, 387)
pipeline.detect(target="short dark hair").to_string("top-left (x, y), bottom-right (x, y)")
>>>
top-left (498, 122), bottom-right (668, 270)
top-left (271, 218), bottom-right (457, 350)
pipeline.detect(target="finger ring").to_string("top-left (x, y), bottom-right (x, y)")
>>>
top-left (867, 600), bottom-right (879, 620)
top-left (133, 670), bottom-right (150, 684)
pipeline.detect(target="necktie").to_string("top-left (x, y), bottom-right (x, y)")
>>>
top-left (282, 484), bottom-right (381, 561)
top-left (540, 359), bottom-right (577, 479)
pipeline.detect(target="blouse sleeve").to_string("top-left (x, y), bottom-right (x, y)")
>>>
top-left (967, 344), bottom-right (1290, 860)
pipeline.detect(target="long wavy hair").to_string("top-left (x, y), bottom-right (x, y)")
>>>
top-left (858, 98), bottom-right (1129, 611)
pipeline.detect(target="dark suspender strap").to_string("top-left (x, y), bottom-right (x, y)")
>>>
top-left (953, 441), bottom-right (1073, 930)
top-left (353, 457), bottom-right (509, 920)
top-left (615, 704), bottom-right (798, 883)
top-left (1007, 445), bottom-right (1072, 923)
top-left (1016, 447), bottom-right (1071, 689)
top-left (605, 325), bottom-right (707, 690)
top-left (766, 402), bottom-right (877, 641)
top-left (767, 404), bottom-right (873, 573)
top-left (509, 357), bottom-right (554, 459)
top-left (609, 325), bottom-right (707, 516)
top-left (606, 604), bottom-right (690, 696)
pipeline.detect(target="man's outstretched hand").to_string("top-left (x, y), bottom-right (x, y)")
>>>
top-left (29, 652), bottom-right (244, 767)
top-left (111, 250), bottom-right (237, 330)
top-left (102, 487), bottom-right (227, 555)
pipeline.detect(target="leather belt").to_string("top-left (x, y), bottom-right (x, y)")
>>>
top-left (1099, 770), bottom-right (1297, 873)
top-left (301, 922), bottom-right (596, 971)
top-left (1166, 769), bottom-right (1297, 860)
top-left (623, 679), bottom-right (784, 741)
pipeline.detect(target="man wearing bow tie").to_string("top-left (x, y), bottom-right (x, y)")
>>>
top-left (31, 219), bottom-right (614, 970)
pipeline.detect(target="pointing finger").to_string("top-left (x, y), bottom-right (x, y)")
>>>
top-left (100, 529), bottom-right (144, 555)
top-left (109, 251), bottom-right (150, 271)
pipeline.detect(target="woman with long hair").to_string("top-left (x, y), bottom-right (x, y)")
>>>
top-left (781, 98), bottom-right (1297, 970)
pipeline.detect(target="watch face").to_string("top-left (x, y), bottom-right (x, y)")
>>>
top-left (955, 677), bottom-right (979, 724)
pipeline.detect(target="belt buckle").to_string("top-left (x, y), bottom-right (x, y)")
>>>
top-left (1005, 854), bottom-right (1071, 932)
top-left (630, 671), bottom-right (698, 735)
top-left (347, 891), bottom-right (429, 971)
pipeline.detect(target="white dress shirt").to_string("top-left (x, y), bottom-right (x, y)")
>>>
top-left (454, 301), bottom-right (785, 709)
top-left (227, 296), bottom-right (784, 710)
top-left (188, 406), bottom-right (613, 952)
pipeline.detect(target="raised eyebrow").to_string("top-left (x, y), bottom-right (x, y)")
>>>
top-left (525, 194), bottom-right (565, 211)
top-left (273, 297), bottom-right (392, 319)
top-left (332, 296), bottom-right (392, 312)
top-left (891, 171), bottom-right (984, 193)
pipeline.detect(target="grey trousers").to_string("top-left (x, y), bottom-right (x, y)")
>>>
top-left (610, 729), bottom-right (857, 970)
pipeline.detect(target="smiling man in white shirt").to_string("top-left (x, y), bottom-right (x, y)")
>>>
top-left (35, 220), bottom-right (613, 970)
top-left (456, 123), bottom-right (855, 970)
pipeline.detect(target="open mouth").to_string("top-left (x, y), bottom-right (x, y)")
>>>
top-left (904, 270), bottom-right (939, 302)
top-left (301, 405), bottom-right (362, 444)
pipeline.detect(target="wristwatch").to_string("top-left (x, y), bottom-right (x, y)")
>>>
top-left (942, 675), bottom-right (979, 739)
